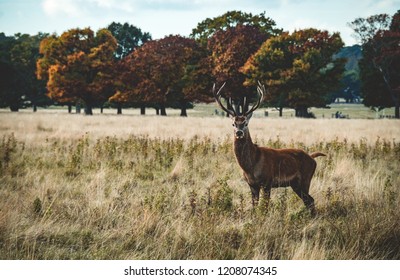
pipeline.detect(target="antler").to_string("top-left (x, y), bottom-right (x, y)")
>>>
top-left (213, 83), bottom-right (236, 117)
top-left (243, 81), bottom-right (265, 116)
top-left (214, 81), bottom-right (265, 117)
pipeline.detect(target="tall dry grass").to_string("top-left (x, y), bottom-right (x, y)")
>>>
top-left (0, 112), bottom-right (399, 259)
top-left (1, 111), bottom-right (399, 144)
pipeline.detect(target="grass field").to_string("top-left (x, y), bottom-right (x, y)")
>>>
top-left (0, 109), bottom-right (399, 259)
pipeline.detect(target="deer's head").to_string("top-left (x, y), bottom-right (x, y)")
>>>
top-left (213, 82), bottom-right (265, 139)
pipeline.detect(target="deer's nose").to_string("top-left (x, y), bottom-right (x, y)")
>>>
top-left (235, 130), bottom-right (244, 138)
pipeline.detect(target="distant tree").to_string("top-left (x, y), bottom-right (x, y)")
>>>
top-left (107, 22), bottom-right (151, 60)
top-left (330, 45), bottom-right (362, 103)
top-left (119, 35), bottom-right (208, 116)
top-left (191, 10), bottom-right (281, 46)
top-left (171, 43), bottom-right (214, 116)
top-left (37, 28), bottom-right (117, 115)
top-left (0, 33), bottom-right (50, 111)
top-left (192, 11), bottom-right (280, 113)
top-left (180, 46), bottom-right (214, 112)
top-left (349, 11), bottom-right (400, 118)
top-left (208, 24), bottom-right (271, 111)
top-left (0, 33), bottom-right (22, 111)
top-left (106, 22), bottom-right (151, 114)
top-left (241, 29), bottom-right (345, 117)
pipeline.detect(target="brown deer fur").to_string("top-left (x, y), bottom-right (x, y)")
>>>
top-left (214, 83), bottom-right (326, 215)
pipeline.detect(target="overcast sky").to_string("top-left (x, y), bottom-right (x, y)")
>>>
top-left (1, 0), bottom-right (399, 46)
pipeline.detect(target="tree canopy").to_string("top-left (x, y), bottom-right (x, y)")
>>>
top-left (107, 22), bottom-right (151, 60)
top-left (191, 10), bottom-right (281, 45)
top-left (241, 29), bottom-right (345, 117)
top-left (208, 24), bottom-right (270, 108)
top-left (0, 32), bottom-right (49, 111)
top-left (349, 11), bottom-right (400, 118)
top-left (113, 35), bottom-right (210, 116)
top-left (3, 11), bottom-right (397, 117)
top-left (37, 28), bottom-right (117, 114)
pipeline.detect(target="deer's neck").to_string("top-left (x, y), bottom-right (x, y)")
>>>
top-left (233, 131), bottom-right (258, 172)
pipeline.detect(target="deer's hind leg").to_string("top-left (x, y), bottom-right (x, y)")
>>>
top-left (262, 186), bottom-right (271, 210)
top-left (291, 181), bottom-right (316, 216)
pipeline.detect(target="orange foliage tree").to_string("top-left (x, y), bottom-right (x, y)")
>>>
top-left (191, 11), bottom-right (281, 113)
top-left (116, 35), bottom-right (210, 116)
top-left (208, 24), bottom-right (270, 111)
top-left (37, 28), bottom-right (117, 115)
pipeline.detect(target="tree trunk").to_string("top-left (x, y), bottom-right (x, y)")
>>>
top-left (155, 107), bottom-right (160, 115)
top-left (180, 103), bottom-right (187, 117)
top-left (376, 66), bottom-right (399, 119)
top-left (295, 106), bottom-right (308, 118)
top-left (76, 104), bottom-right (81, 114)
top-left (68, 104), bottom-right (72, 113)
top-left (117, 103), bottom-right (122, 114)
top-left (84, 104), bottom-right (93, 115)
top-left (393, 91), bottom-right (400, 119)
top-left (140, 106), bottom-right (146, 115)
top-left (33, 104), bottom-right (37, 112)
top-left (278, 107), bottom-right (283, 117)
top-left (100, 106), bottom-right (104, 114)
top-left (10, 105), bottom-right (19, 112)
top-left (160, 104), bottom-right (167, 116)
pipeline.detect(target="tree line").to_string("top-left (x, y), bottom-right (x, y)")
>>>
top-left (0, 10), bottom-right (399, 118)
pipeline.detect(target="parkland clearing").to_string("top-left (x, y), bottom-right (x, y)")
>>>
top-left (0, 105), bottom-right (399, 259)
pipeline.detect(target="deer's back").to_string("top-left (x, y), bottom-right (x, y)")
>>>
top-left (248, 147), bottom-right (316, 186)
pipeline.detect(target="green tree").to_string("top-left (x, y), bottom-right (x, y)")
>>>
top-left (107, 22), bottom-right (151, 60)
top-left (242, 29), bottom-right (345, 117)
top-left (349, 11), bottom-right (400, 118)
top-left (191, 10), bottom-right (281, 46)
top-left (37, 28), bottom-right (117, 115)
top-left (0, 33), bottom-right (49, 111)
top-left (107, 22), bottom-right (151, 114)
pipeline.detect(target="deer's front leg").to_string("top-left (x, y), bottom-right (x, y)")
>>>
top-left (249, 185), bottom-right (260, 207)
top-left (262, 186), bottom-right (271, 210)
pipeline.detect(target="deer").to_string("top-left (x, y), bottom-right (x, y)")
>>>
top-left (213, 82), bottom-right (326, 215)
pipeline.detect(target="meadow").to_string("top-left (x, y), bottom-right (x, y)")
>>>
top-left (0, 109), bottom-right (399, 259)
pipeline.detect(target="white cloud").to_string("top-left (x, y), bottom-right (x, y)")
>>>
top-left (42, 0), bottom-right (83, 17)
top-left (42, 0), bottom-right (137, 18)
top-left (88, 0), bottom-right (135, 12)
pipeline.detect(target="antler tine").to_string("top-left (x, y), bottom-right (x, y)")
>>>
top-left (244, 81), bottom-right (265, 116)
top-left (257, 80), bottom-right (266, 98)
top-left (213, 82), bottom-right (236, 117)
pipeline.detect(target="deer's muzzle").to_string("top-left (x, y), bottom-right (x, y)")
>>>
top-left (235, 130), bottom-right (244, 139)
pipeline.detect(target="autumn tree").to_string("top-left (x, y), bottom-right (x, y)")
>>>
top-left (37, 28), bottom-right (117, 115)
top-left (119, 35), bottom-right (208, 116)
top-left (192, 11), bottom-right (280, 113)
top-left (349, 11), bottom-right (400, 118)
top-left (242, 29), bottom-right (345, 117)
top-left (106, 22), bottom-right (151, 114)
top-left (208, 25), bottom-right (272, 112)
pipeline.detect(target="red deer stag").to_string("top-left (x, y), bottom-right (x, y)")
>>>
top-left (213, 82), bottom-right (326, 215)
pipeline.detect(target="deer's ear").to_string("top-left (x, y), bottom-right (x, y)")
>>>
top-left (246, 112), bottom-right (253, 120)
